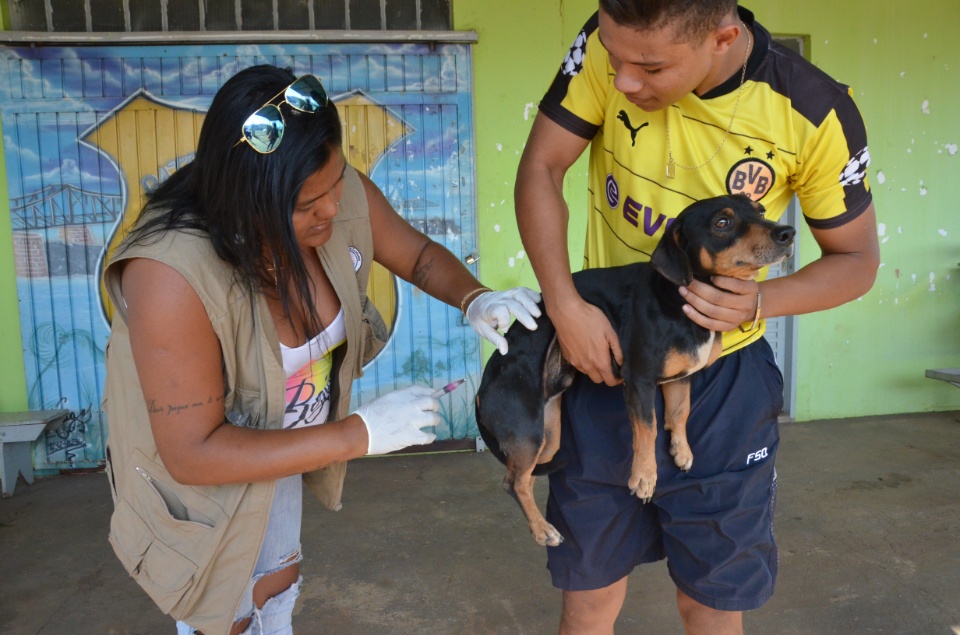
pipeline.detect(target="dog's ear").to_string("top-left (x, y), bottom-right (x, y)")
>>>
top-left (650, 221), bottom-right (693, 286)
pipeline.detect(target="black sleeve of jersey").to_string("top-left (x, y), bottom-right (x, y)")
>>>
top-left (538, 12), bottom-right (601, 140)
top-left (805, 88), bottom-right (873, 231)
top-left (768, 40), bottom-right (873, 230)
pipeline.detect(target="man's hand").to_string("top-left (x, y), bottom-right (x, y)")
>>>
top-left (679, 276), bottom-right (760, 333)
top-left (548, 297), bottom-right (624, 386)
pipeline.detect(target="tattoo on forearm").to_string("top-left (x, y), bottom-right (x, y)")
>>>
top-left (147, 394), bottom-right (223, 417)
top-left (413, 240), bottom-right (436, 289)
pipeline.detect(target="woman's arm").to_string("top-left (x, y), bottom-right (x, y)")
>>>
top-left (122, 257), bottom-right (371, 485)
top-left (361, 172), bottom-right (542, 353)
top-left (360, 172), bottom-right (484, 307)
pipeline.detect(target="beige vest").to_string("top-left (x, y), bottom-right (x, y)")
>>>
top-left (102, 166), bottom-right (387, 635)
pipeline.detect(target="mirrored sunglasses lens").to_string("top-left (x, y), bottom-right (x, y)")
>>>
top-left (285, 75), bottom-right (327, 112)
top-left (242, 105), bottom-right (284, 153)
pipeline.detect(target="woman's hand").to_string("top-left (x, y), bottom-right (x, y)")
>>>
top-left (465, 287), bottom-right (542, 355)
top-left (353, 385), bottom-right (440, 455)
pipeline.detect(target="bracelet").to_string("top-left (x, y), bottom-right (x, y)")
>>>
top-left (460, 287), bottom-right (491, 316)
top-left (740, 291), bottom-right (762, 333)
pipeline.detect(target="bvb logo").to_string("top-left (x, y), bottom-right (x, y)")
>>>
top-left (726, 159), bottom-right (775, 202)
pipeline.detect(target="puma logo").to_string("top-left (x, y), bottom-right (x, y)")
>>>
top-left (617, 110), bottom-right (649, 147)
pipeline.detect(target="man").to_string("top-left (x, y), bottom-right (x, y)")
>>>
top-left (514, 1), bottom-right (880, 633)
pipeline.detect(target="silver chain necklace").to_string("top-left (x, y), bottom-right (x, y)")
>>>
top-left (665, 26), bottom-right (752, 179)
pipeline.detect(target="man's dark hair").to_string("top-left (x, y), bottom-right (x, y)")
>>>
top-left (600, 0), bottom-right (739, 42)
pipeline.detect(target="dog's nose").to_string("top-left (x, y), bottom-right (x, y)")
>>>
top-left (774, 226), bottom-right (796, 244)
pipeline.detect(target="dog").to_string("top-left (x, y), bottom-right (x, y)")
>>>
top-left (475, 194), bottom-right (796, 546)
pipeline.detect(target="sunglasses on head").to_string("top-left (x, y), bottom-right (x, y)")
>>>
top-left (234, 74), bottom-right (329, 154)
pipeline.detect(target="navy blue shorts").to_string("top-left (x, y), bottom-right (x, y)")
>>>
top-left (545, 338), bottom-right (784, 612)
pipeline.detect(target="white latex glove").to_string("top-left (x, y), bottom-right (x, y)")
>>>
top-left (353, 385), bottom-right (440, 455)
top-left (465, 287), bottom-right (542, 355)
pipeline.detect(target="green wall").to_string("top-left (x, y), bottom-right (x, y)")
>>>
top-left (758, 3), bottom-right (960, 418)
top-left (0, 115), bottom-right (28, 412)
top-left (456, 0), bottom-right (960, 421)
top-left (0, 0), bottom-right (23, 411)
top-left (454, 0), bottom-right (590, 292)
top-left (1, 1), bottom-right (957, 420)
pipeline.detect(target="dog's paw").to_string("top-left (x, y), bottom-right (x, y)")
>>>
top-left (628, 472), bottom-right (657, 504)
top-left (532, 522), bottom-right (565, 547)
top-left (670, 441), bottom-right (694, 471)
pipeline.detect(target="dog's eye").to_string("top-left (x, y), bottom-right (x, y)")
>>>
top-left (714, 217), bottom-right (731, 229)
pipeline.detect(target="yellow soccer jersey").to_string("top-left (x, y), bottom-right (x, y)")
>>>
top-left (540, 8), bottom-right (873, 353)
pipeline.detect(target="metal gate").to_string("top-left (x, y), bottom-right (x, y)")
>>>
top-left (763, 197), bottom-right (799, 419)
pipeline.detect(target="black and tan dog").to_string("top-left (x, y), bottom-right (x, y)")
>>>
top-left (476, 194), bottom-right (796, 547)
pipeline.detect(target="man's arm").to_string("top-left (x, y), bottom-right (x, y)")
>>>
top-left (679, 203), bottom-right (880, 331)
top-left (516, 113), bottom-right (624, 385)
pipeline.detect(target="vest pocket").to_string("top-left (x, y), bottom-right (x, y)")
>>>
top-left (109, 499), bottom-right (196, 614)
top-left (130, 449), bottom-right (228, 529)
top-left (228, 388), bottom-right (264, 430)
top-left (135, 465), bottom-right (215, 527)
top-left (109, 449), bottom-right (236, 617)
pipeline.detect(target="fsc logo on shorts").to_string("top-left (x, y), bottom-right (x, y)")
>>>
top-left (746, 447), bottom-right (769, 465)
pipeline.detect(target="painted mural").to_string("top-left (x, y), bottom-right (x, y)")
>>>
top-left (0, 42), bottom-right (481, 472)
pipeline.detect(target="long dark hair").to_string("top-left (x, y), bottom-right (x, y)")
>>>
top-left (124, 64), bottom-right (343, 339)
top-left (600, 0), bottom-right (738, 42)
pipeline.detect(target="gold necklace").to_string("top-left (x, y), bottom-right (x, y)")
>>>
top-left (665, 25), bottom-right (752, 179)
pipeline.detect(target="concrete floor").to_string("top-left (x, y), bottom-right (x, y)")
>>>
top-left (1, 411), bottom-right (958, 635)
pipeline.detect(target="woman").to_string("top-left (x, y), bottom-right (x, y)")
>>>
top-left (102, 64), bottom-right (539, 635)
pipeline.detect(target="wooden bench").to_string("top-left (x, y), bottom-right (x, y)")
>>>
top-left (925, 368), bottom-right (960, 389)
top-left (0, 409), bottom-right (70, 497)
